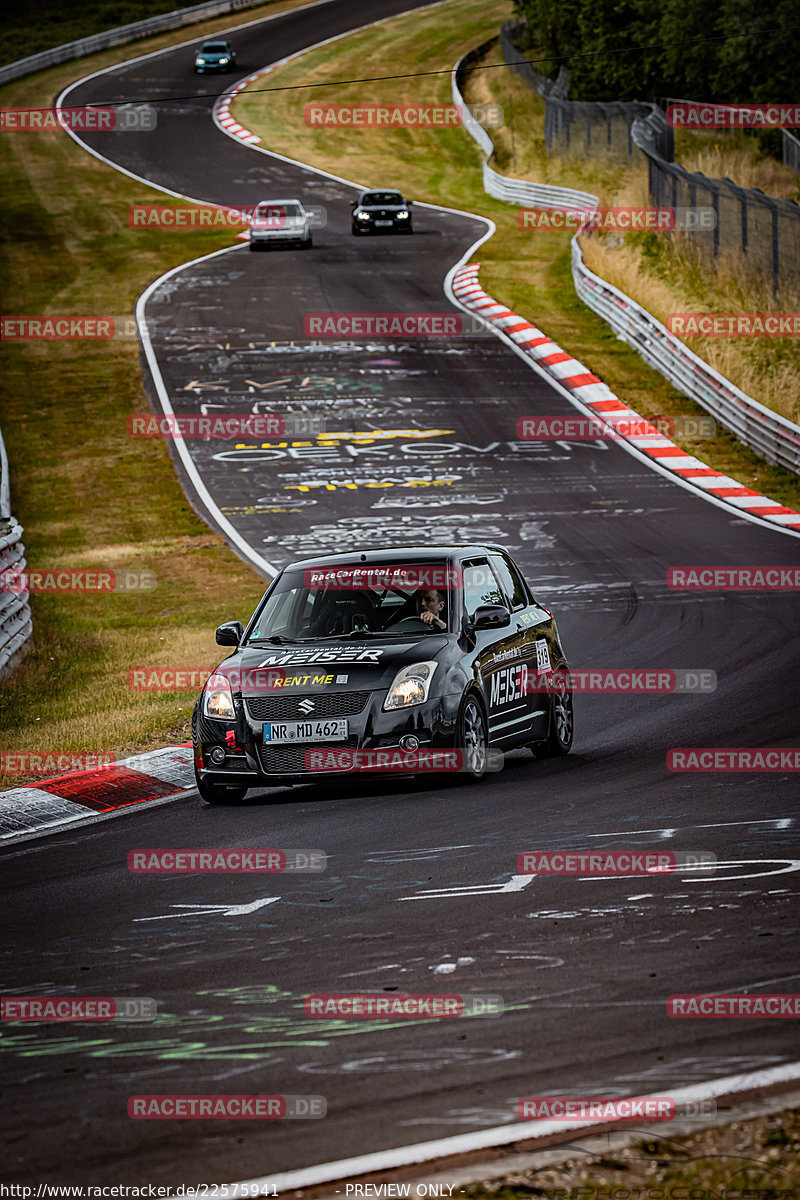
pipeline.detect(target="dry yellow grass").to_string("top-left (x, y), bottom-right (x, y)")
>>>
top-left (462, 45), bottom-right (800, 429)
top-left (580, 236), bottom-right (800, 425)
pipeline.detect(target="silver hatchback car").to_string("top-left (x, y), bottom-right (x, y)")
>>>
top-left (248, 199), bottom-right (312, 250)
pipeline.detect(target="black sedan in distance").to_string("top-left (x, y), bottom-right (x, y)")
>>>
top-left (192, 545), bottom-right (573, 803)
top-left (351, 189), bottom-right (413, 234)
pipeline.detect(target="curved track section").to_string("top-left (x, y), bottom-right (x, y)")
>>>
top-left (2, 0), bottom-right (799, 1184)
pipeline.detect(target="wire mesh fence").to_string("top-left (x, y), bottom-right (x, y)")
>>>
top-left (501, 20), bottom-right (800, 296)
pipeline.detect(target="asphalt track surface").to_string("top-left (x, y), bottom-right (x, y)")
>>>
top-left (2, 0), bottom-right (800, 1184)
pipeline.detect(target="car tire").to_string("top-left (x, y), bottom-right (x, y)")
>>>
top-left (249, 241), bottom-right (261, 252)
top-left (194, 763), bottom-right (248, 804)
top-left (303, 235), bottom-right (313, 249)
top-left (539, 677), bottom-right (574, 757)
top-left (457, 691), bottom-right (488, 781)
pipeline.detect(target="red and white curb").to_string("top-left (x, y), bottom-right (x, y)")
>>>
top-left (452, 263), bottom-right (800, 532)
top-left (215, 75), bottom-right (263, 144)
top-left (0, 745), bottom-right (195, 843)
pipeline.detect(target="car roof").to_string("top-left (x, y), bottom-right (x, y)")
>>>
top-left (202, 40), bottom-right (230, 46)
top-left (255, 198), bottom-right (303, 205)
top-left (359, 190), bottom-right (403, 198)
top-left (282, 545), bottom-right (509, 571)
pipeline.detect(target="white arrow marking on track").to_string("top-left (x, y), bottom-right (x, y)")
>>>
top-left (134, 898), bottom-right (280, 921)
top-left (399, 874), bottom-right (534, 901)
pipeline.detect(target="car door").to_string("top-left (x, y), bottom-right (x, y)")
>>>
top-left (489, 551), bottom-right (555, 741)
top-left (461, 558), bottom-right (533, 747)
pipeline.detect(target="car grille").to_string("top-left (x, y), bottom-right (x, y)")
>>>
top-left (245, 691), bottom-right (371, 721)
top-left (257, 736), bottom-right (360, 775)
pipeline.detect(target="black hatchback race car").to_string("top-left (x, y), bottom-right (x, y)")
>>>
top-left (351, 190), bottom-right (413, 235)
top-left (192, 545), bottom-right (573, 803)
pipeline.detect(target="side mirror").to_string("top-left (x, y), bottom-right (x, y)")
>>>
top-left (215, 620), bottom-right (243, 646)
top-left (350, 199), bottom-right (358, 207)
top-left (406, 199), bottom-right (414, 206)
top-left (472, 604), bottom-right (511, 631)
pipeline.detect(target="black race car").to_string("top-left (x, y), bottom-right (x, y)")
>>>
top-left (351, 190), bottom-right (413, 235)
top-left (192, 545), bottom-right (573, 803)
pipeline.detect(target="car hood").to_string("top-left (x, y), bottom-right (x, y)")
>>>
top-left (215, 636), bottom-right (449, 692)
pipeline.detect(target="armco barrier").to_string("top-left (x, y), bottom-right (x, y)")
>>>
top-left (0, 426), bottom-right (32, 676)
top-left (452, 45), bottom-right (800, 476)
top-left (571, 240), bottom-right (800, 475)
top-left (0, 0), bottom-right (273, 87)
top-left (453, 46), bottom-right (598, 212)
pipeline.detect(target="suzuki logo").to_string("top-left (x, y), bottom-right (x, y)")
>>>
top-left (298, 698), bottom-right (315, 715)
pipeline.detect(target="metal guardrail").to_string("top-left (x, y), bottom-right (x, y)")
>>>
top-left (571, 240), bottom-right (800, 474)
top-left (0, 427), bottom-right (32, 677)
top-left (0, 0), bottom-right (271, 86)
top-left (452, 48), bottom-right (598, 211)
top-left (784, 129), bottom-right (800, 174)
top-left (452, 42), bottom-right (800, 476)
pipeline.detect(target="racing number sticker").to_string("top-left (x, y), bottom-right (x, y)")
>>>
top-left (535, 639), bottom-right (552, 674)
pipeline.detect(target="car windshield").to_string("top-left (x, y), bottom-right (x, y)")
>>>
top-left (255, 202), bottom-right (302, 219)
top-left (245, 564), bottom-right (458, 642)
top-left (202, 43), bottom-right (228, 52)
top-left (361, 192), bottom-right (403, 206)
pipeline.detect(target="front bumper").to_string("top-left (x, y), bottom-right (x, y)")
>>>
top-left (193, 689), bottom-right (460, 787)
top-left (250, 228), bottom-right (309, 244)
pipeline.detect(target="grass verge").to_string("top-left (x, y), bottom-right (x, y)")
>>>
top-left (0, 0), bottom-right (314, 787)
top-left (461, 1104), bottom-right (800, 1198)
top-left (233, 17), bottom-right (800, 503)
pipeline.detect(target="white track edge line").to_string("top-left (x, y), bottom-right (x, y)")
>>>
top-left (444, 267), bottom-right (800, 541)
top-left (135, 244), bottom-right (280, 578)
top-left (228, 1061), bottom-right (800, 1191)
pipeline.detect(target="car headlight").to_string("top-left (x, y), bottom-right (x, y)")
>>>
top-left (356, 212), bottom-right (370, 220)
top-left (203, 672), bottom-right (235, 719)
top-left (219, 57), bottom-right (229, 63)
top-left (196, 57), bottom-right (205, 63)
top-left (397, 210), bottom-right (409, 218)
top-left (383, 661), bottom-right (438, 711)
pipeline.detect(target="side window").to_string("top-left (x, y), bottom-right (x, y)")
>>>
top-left (489, 553), bottom-right (528, 611)
top-left (462, 561), bottom-right (504, 620)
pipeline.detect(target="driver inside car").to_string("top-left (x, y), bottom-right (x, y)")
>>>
top-left (387, 587), bottom-right (447, 631)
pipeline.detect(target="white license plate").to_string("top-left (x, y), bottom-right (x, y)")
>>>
top-left (263, 719), bottom-right (349, 743)
top-left (374, 220), bottom-right (393, 226)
